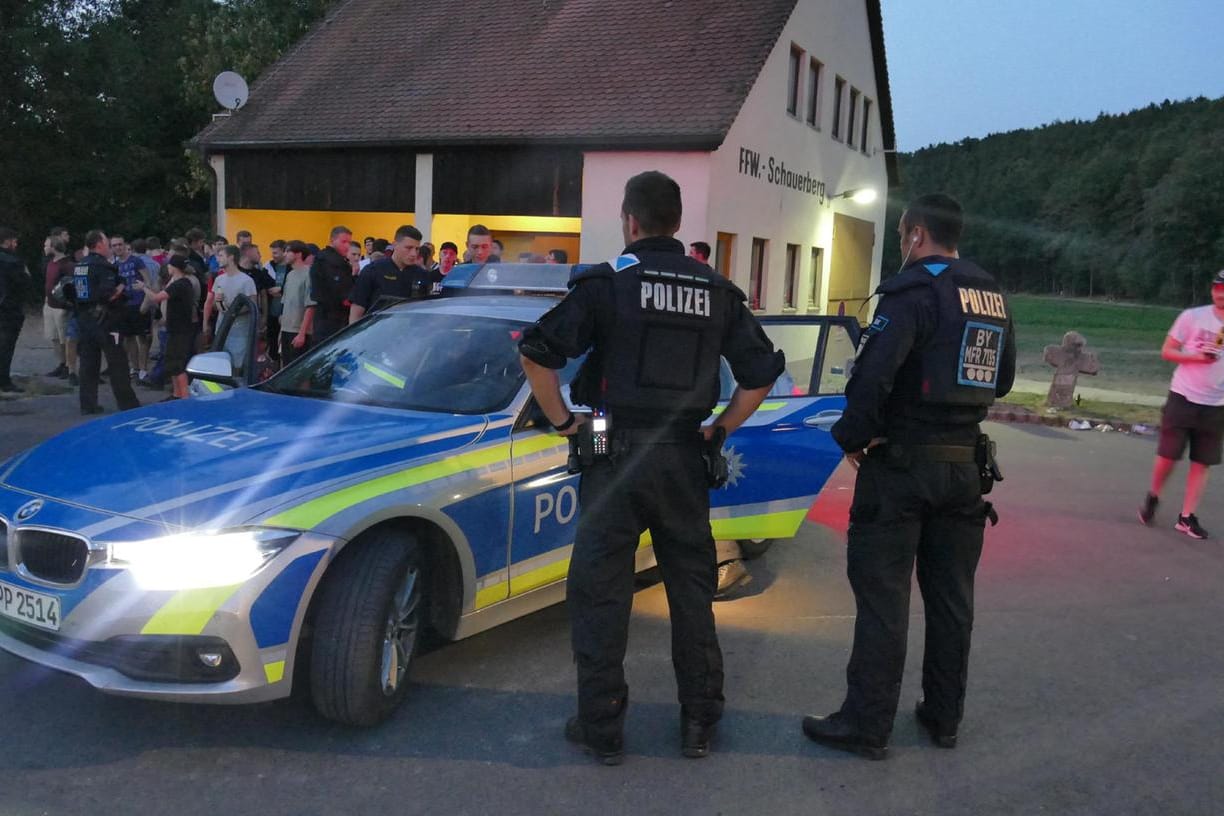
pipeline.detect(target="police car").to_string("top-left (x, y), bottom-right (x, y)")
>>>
top-left (0, 263), bottom-right (860, 726)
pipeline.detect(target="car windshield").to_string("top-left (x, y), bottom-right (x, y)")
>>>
top-left (260, 311), bottom-right (530, 414)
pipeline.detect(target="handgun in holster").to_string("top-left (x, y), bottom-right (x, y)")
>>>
top-left (702, 426), bottom-right (730, 488)
top-left (975, 434), bottom-right (1003, 495)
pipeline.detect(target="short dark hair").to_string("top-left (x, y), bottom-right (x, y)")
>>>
top-left (222, 244), bottom-right (242, 264)
top-left (548, 248), bottom-right (569, 263)
top-left (689, 241), bottom-right (711, 261)
top-left (131, 238), bottom-right (148, 253)
top-left (169, 241), bottom-right (190, 256)
top-left (49, 226), bottom-right (68, 238)
top-left (394, 224), bottom-right (422, 242)
top-left (286, 239), bottom-right (311, 257)
top-left (0, 226), bottom-right (18, 243)
top-left (50, 236), bottom-right (67, 254)
top-left (330, 225), bottom-right (352, 240)
top-left (372, 239), bottom-right (390, 253)
top-left (622, 171), bottom-right (682, 236)
top-left (185, 227), bottom-right (206, 244)
top-left (440, 241), bottom-right (458, 253)
top-left (467, 224), bottom-right (491, 240)
top-left (363, 236), bottom-right (375, 244)
top-left (146, 236), bottom-right (162, 249)
top-left (270, 239), bottom-right (287, 250)
top-left (903, 193), bottom-right (963, 249)
top-left (492, 239), bottom-right (503, 250)
top-left (84, 229), bottom-right (107, 251)
top-left (236, 230), bottom-right (252, 240)
top-left (213, 235), bottom-right (228, 244)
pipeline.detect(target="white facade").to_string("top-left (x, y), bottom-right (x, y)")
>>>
top-left (578, 0), bottom-right (889, 317)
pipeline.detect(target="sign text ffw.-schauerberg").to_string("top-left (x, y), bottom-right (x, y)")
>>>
top-left (738, 147), bottom-right (828, 204)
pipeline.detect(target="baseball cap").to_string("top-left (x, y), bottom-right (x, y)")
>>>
top-left (1213, 269), bottom-right (1224, 287)
top-left (167, 255), bottom-right (188, 271)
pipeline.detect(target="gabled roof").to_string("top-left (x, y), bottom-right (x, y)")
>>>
top-left (194, 0), bottom-right (897, 183)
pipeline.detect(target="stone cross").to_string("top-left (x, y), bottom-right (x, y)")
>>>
top-left (1043, 331), bottom-right (1100, 408)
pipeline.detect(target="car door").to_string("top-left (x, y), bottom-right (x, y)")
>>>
top-left (708, 316), bottom-right (861, 543)
top-left (189, 294), bottom-right (260, 394)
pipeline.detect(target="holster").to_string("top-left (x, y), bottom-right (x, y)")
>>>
top-left (975, 433), bottom-right (1003, 496)
top-left (567, 423), bottom-right (595, 474)
top-left (702, 426), bottom-right (729, 488)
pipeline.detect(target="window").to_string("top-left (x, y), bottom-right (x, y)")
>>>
top-left (808, 247), bottom-right (824, 309)
top-left (820, 322), bottom-right (860, 395)
top-left (749, 238), bottom-right (767, 311)
top-left (760, 323), bottom-right (824, 395)
top-left (805, 58), bottom-right (822, 127)
top-left (784, 244), bottom-right (800, 309)
top-left (861, 98), bottom-right (873, 153)
top-left (831, 76), bottom-right (846, 140)
top-left (847, 87), bottom-right (860, 146)
top-left (715, 232), bottom-right (735, 279)
top-left (786, 45), bottom-right (803, 116)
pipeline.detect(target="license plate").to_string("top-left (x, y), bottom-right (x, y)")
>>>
top-left (0, 580), bottom-right (62, 632)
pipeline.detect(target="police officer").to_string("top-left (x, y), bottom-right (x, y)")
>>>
top-left (72, 230), bottom-right (140, 415)
top-left (0, 226), bottom-right (29, 393)
top-left (801, 194), bottom-right (1015, 759)
top-left (519, 171), bottom-right (785, 764)
top-left (347, 225), bottom-right (438, 323)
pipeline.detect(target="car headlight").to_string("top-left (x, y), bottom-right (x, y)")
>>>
top-left (107, 529), bottom-right (300, 590)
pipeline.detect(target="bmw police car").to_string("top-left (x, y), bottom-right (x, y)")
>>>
top-left (0, 263), bottom-right (860, 726)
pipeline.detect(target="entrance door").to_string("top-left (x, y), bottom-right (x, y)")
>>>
top-left (828, 213), bottom-right (875, 323)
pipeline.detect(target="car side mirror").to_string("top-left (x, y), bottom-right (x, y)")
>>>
top-left (187, 351), bottom-right (240, 387)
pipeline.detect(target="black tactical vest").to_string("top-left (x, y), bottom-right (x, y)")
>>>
top-left (892, 258), bottom-right (1009, 407)
top-left (574, 250), bottom-right (736, 420)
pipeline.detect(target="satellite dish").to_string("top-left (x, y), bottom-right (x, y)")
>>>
top-left (212, 71), bottom-right (249, 111)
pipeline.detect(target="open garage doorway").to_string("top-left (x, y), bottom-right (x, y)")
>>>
top-left (828, 213), bottom-right (875, 323)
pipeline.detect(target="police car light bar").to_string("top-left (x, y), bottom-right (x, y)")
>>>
top-left (440, 263), bottom-right (583, 296)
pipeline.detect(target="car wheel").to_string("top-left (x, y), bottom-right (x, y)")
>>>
top-left (309, 530), bottom-right (423, 726)
top-left (738, 538), bottom-right (773, 560)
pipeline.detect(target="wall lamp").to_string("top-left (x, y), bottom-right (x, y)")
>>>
top-left (833, 188), bottom-right (878, 205)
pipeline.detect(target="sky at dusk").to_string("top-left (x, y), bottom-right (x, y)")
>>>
top-left (880, 0), bottom-right (1224, 150)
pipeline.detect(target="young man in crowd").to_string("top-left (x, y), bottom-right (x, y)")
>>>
top-left (130, 238), bottom-right (164, 385)
top-left (264, 240), bottom-right (290, 364)
top-left (0, 227), bottom-right (30, 393)
top-left (438, 241), bottom-right (459, 277)
top-left (491, 239), bottom-right (504, 262)
top-left (236, 230), bottom-right (253, 249)
top-left (466, 225), bottom-right (494, 266)
top-left (689, 241), bottom-right (712, 264)
top-left (136, 256), bottom-right (194, 399)
top-left (111, 234), bottom-right (154, 381)
top-left (207, 235), bottom-right (228, 273)
top-left (347, 243), bottom-right (362, 276)
top-left (43, 236), bottom-right (75, 379)
top-left (203, 245), bottom-right (257, 371)
top-left (1139, 269), bottom-right (1224, 539)
top-left (545, 249), bottom-right (568, 264)
top-left (309, 226), bottom-right (355, 342)
top-left (280, 240), bottom-right (316, 365)
top-left (348, 225), bottom-right (434, 322)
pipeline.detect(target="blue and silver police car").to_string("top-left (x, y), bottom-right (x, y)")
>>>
top-left (0, 264), bottom-right (860, 725)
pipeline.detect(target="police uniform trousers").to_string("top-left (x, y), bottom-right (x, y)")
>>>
top-left (0, 313), bottom-right (23, 385)
top-left (567, 433), bottom-right (725, 740)
top-left (840, 451), bottom-right (987, 741)
top-left (77, 311), bottom-right (140, 412)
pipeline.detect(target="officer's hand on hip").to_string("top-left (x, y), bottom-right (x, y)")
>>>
top-left (846, 437), bottom-right (887, 470)
top-left (552, 412), bottom-right (589, 437)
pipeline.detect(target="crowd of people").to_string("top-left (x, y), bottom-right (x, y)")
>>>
top-left (0, 220), bottom-right (574, 410)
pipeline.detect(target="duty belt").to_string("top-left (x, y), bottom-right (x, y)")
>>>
top-left (876, 443), bottom-right (976, 463)
top-left (612, 427), bottom-right (703, 445)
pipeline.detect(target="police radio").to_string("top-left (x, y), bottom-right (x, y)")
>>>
top-left (590, 413), bottom-right (609, 456)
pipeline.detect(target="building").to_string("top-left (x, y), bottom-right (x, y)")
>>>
top-left (193, 0), bottom-right (896, 317)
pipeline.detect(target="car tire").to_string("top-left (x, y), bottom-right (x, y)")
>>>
top-left (738, 538), bottom-right (773, 560)
top-left (309, 530), bottom-right (424, 726)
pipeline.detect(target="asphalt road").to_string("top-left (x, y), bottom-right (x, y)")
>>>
top-left (1, 416), bottom-right (1221, 816)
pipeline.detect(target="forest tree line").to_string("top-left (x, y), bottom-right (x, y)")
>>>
top-left (883, 96), bottom-right (1224, 306)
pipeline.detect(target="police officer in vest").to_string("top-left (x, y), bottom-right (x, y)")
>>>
top-left (72, 229), bottom-right (141, 415)
top-left (520, 171), bottom-right (784, 764)
top-left (801, 194), bottom-right (1015, 759)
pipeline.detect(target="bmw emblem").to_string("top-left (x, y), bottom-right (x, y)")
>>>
top-left (15, 500), bottom-right (43, 523)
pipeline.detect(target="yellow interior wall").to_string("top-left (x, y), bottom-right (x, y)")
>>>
top-left (225, 209), bottom-right (418, 247)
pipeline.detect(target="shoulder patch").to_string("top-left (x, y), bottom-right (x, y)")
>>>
top-left (867, 314), bottom-right (890, 335)
top-left (569, 262), bottom-right (613, 286)
top-left (609, 254), bottom-right (640, 272)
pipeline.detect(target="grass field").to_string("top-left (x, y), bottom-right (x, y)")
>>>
top-left (1008, 295), bottom-right (1179, 397)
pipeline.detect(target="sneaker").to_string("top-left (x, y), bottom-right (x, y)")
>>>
top-left (45, 364), bottom-right (69, 378)
top-left (714, 559), bottom-right (750, 599)
top-left (1138, 493), bottom-right (1159, 525)
top-left (1175, 514), bottom-right (1208, 540)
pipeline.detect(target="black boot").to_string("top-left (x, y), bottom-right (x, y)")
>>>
top-left (801, 712), bottom-right (888, 760)
top-left (680, 711), bottom-right (716, 759)
top-left (564, 717), bottom-right (624, 766)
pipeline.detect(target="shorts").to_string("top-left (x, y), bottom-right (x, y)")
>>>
top-left (1158, 391), bottom-right (1224, 466)
top-left (119, 305), bottom-right (151, 338)
top-left (163, 331), bottom-right (195, 377)
top-left (66, 317), bottom-right (78, 342)
top-left (42, 304), bottom-right (69, 345)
